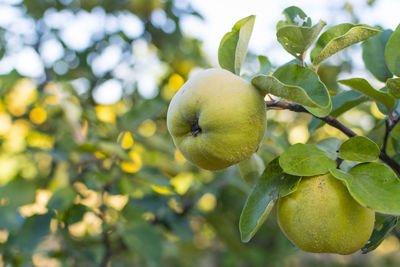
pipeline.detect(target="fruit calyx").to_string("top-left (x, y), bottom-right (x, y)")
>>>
top-left (190, 120), bottom-right (202, 136)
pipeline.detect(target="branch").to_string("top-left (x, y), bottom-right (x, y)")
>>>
top-left (382, 116), bottom-right (400, 153)
top-left (382, 120), bottom-right (391, 153)
top-left (100, 183), bottom-right (113, 267)
top-left (266, 101), bottom-right (357, 137)
top-left (266, 101), bottom-right (400, 175)
top-left (100, 227), bottom-right (112, 267)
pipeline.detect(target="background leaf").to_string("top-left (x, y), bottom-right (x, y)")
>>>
top-left (338, 136), bottom-right (380, 162)
top-left (252, 63), bottom-right (331, 117)
top-left (218, 15), bottom-right (255, 74)
top-left (308, 90), bottom-right (368, 132)
top-left (311, 23), bottom-right (381, 66)
top-left (385, 24), bottom-right (400, 77)
top-left (362, 29), bottom-right (393, 82)
top-left (315, 138), bottom-right (341, 160)
top-left (0, 179), bottom-right (36, 229)
top-left (339, 78), bottom-right (395, 110)
top-left (279, 143), bottom-right (336, 176)
top-left (9, 213), bottom-right (52, 254)
top-left (276, 6), bottom-right (311, 30)
top-left (387, 78), bottom-right (400, 98)
top-left (238, 153), bottom-right (265, 185)
top-left (121, 98), bottom-right (166, 130)
top-left (257, 55), bottom-right (273, 75)
top-left (121, 221), bottom-right (164, 265)
top-left (47, 186), bottom-right (77, 211)
top-left (330, 163), bottom-right (400, 215)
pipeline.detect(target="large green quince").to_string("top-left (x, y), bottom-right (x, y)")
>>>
top-left (277, 173), bottom-right (375, 255)
top-left (167, 68), bottom-right (266, 170)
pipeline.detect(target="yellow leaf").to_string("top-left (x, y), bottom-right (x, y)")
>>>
top-left (117, 131), bottom-right (134, 149)
top-left (95, 105), bottom-right (115, 123)
top-left (171, 172), bottom-right (193, 195)
top-left (168, 73), bottom-right (185, 91)
top-left (151, 185), bottom-right (174, 195)
top-left (197, 193), bottom-right (217, 212)
top-left (138, 119), bottom-right (156, 137)
top-left (29, 107), bottom-right (47, 124)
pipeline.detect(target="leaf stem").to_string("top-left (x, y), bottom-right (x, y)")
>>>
top-left (380, 116), bottom-right (400, 174)
top-left (382, 116), bottom-right (400, 154)
top-left (388, 109), bottom-right (395, 124)
top-left (300, 53), bottom-right (305, 67)
top-left (266, 100), bottom-right (400, 175)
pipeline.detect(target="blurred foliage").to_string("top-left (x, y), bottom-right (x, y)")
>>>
top-left (0, 0), bottom-right (400, 266)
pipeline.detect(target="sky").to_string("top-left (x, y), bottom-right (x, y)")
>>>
top-left (183, 0), bottom-right (400, 68)
top-left (0, 0), bottom-right (399, 104)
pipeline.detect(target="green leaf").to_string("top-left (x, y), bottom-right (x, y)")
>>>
top-left (391, 123), bottom-right (400, 142)
top-left (60, 204), bottom-right (87, 225)
top-left (47, 186), bottom-right (77, 211)
top-left (238, 153), bottom-right (265, 185)
top-left (0, 206), bottom-right (24, 229)
top-left (121, 221), bottom-right (163, 265)
top-left (339, 78), bottom-right (395, 110)
top-left (385, 24), bottom-right (400, 77)
top-left (0, 179), bottom-right (36, 208)
top-left (135, 167), bottom-right (171, 187)
top-left (315, 137), bottom-right (341, 160)
top-left (258, 55), bottom-right (273, 75)
top-left (279, 143), bottom-right (336, 176)
top-left (317, 63), bottom-right (349, 92)
top-left (170, 217), bottom-right (193, 242)
top-left (330, 163), bottom-right (400, 215)
top-left (308, 90), bottom-right (368, 132)
top-left (279, 174), bottom-right (302, 197)
top-left (252, 63), bottom-right (331, 117)
top-left (239, 158), bottom-right (298, 242)
top-left (387, 78), bottom-right (400, 99)
top-left (362, 29), bottom-right (393, 82)
top-left (276, 6), bottom-right (311, 30)
top-left (362, 215), bottom-right (398, 253)
top-left (338, 136), bottom-right (380, 162)
top-left (98, 141), bottom-right (132, 161)
top-left (218, 15), bottom-right (255, 74)
top-left (121, 98), bottom-right (166, 130)
top-left (0, 180), bottom-right (36, 229)
top-left (9, 213), bottom-right (52, 254)
top-left (277, 20), bottom-right (326, 59)
top-left (376, 86), bottom-right (400, 115)
top-left (311, 23), bottom-right (381, 66)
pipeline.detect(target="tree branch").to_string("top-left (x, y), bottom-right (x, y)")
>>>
top-left (266, 100), bottom-right (400, 175)
top-left (100, 183), bottom-right (112, 267)
top-left (266, 101), bottom-right (357, 137)
top-left (100, 227), bottom-right (112, 267)
top-left (382, 120), bottom-right (391, 153)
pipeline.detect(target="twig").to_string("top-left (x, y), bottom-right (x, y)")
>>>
top-left (336, 157), bottom-right (344, 169)
top-left (100, 183), bottom-right (112, 267)
top-left (381, 113), bottom-right (400, 151)
top-left (382, 120), bottom-right (390, 154)
top-left (388, 116), bottom-right (400, 133)
top-left (100, 227), bottom-right (112, 267)
top-left (266, 100), bottom-right (400, 175)
top-left (266, 101), bottom-right (357, 137)
top-left (300, 53), bottom-right (305, 67)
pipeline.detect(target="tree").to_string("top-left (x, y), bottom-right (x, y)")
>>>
top-left (219, 6), bottom-right (400, 257)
